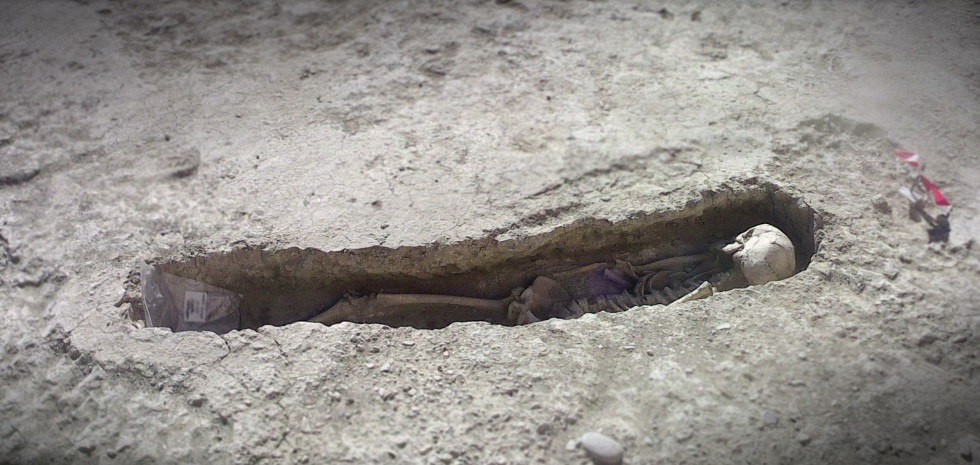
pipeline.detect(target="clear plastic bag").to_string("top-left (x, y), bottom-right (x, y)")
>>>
top-left (140, 261), bottom-right (241, 334)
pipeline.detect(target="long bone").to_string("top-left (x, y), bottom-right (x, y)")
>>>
top-left (310, 292), bottom-right (520, 327)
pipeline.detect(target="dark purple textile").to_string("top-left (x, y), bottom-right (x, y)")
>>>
top-left (588, 267), bottom-right (633, 298)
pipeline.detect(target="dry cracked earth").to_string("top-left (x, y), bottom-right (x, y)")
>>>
top-left (1, 1), bottom-right (979, 464)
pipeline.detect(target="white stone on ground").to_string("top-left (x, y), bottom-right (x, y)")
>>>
top-left (580, 431), bottom-right (624, 465)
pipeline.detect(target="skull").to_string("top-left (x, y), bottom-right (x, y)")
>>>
top-left (722, 224), bottom-right (796, 285)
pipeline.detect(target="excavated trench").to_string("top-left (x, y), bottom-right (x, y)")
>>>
top-left (140, 183), bottom-right (818, 331)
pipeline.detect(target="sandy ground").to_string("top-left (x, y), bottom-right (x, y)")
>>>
top-left (1, 0), bottom-right (979, 464)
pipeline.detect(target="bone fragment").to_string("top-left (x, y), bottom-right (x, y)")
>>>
top-left (670, 281), bottom-right (714, 305)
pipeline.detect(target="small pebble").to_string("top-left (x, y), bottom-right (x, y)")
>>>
top-left (715, 323), bottom-right (732, 331)
top-left (401, 340), bottom-right (415, 347)
top-left (871, 194), bottom-right (892, 214)
top-left (580, 432), bottom-right (624, 465)
top-left (958, 435), bottom-right (979, 461)
top-left (763, 410), bottom-right (779, 426)
top-left (856, 445), bottom-right (878, 462)
top-left (881, 261), bottom-right (899, 280)
top-left (916, 333), bottom-right (939, 346)
top-left (565, 439), bottom-right (579, 451)
top-left (299, 416), bottom-right (316, 434)
top-left (796, 431), bottom-right (812, 446)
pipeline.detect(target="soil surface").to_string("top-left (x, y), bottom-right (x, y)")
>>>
top-left (2, 1), bottom-right (979, 464)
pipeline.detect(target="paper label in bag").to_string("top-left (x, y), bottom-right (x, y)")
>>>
top-left (184, 291), bottom-right (208, 323)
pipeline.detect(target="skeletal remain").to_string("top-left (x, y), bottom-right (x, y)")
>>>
top-left (672, 281), bottom-right (714, 305)
top-left (721, 224), bottom-right (796, 285)
top-left (507, 276), bottom-right (571, 325)
top-left (310, 291), bottom-right (521, 327)
top-left (310, 224), bottom-right (797, 327)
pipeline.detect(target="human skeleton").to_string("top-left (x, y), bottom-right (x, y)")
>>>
top-left (310, 224), bottom-right (796, 327)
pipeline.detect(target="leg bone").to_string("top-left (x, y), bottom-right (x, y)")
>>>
top-left (311, 293), bottom-right (513, 327)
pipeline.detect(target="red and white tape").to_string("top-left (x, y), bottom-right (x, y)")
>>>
top-left (895, 150), bottom-right (922, 169)
top-left (919, 175), bottom-right (952, 214)
top-left (896, 150), bottom-right (951, 215)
